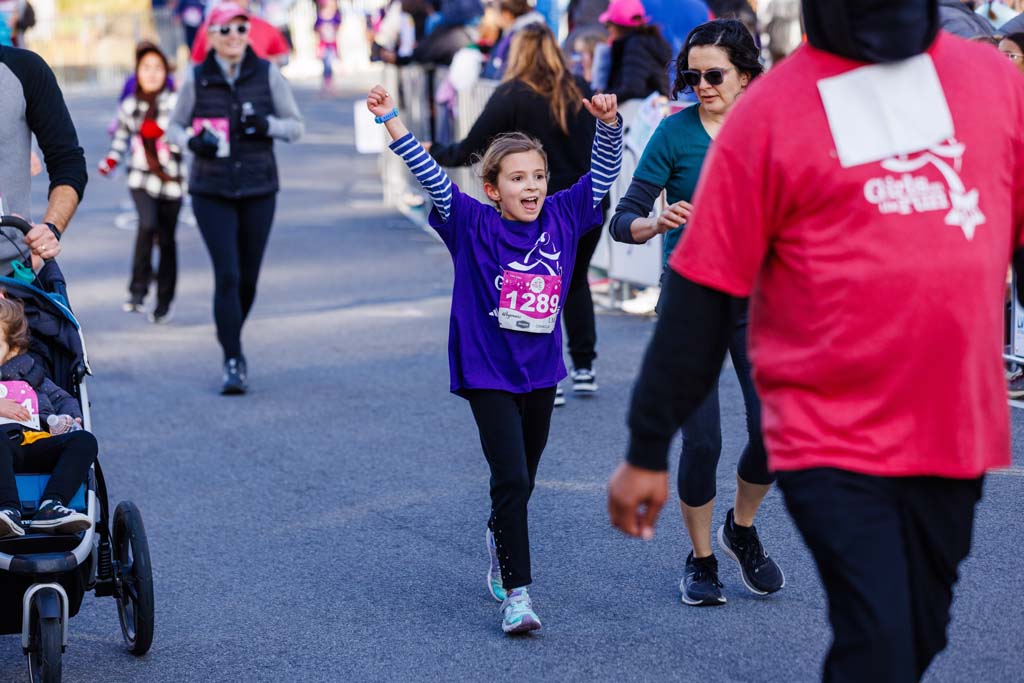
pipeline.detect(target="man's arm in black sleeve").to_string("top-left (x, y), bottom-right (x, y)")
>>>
top-left (1015, 248), bottom-right (1024, 307)
top-left (10, 48), bottom-right (87, 200)
top-left (609, 177), bottom-right (661, 244)
top-left (626, 268), bottom-right (738, 471)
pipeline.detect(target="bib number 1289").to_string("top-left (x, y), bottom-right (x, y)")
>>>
top-left (498, 271), bottom-right (562, 334)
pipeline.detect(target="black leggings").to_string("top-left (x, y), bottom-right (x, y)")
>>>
top-left (779, 469), bottom-right (981, 682)
top-left (677, 318), bottom-right (772, 507)
top-left (563, 226), bottom-right (601, 370)
top-left (0, 431), bottom-right (98, 510)
top-left (466, 387), bottom-right (556, 590)
top-left (192, 193), bottom-right (276, 360)
top-left (129, 189), bottom-right (180, 307)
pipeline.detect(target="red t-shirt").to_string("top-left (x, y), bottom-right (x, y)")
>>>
top-left (190, 17), bottom-right (290, 65)
top-left (671, 33), bottom-right (1024, 478)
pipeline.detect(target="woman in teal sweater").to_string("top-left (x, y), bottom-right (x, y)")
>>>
top-left (610, 19), bottom-right (783, 607)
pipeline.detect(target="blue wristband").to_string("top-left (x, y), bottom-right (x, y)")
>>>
top-left (374, 108), bottom-right (399, 124)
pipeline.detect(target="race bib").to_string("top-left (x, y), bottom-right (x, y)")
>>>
top-left (191, 117), bottom-right (231, 158)
top-left (0, 381), bottom-right (40, 430)
top-left (498, 271), bottom-right (561, 334)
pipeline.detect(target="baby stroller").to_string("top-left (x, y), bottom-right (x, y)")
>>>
top-left (0, 216), bottom-right (154, 682)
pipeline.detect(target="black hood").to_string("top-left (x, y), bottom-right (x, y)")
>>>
top-left (803, 0), bottom-right (939, 63)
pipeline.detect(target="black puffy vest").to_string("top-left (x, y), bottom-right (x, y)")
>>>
top-left (188, 48), bottom-right (278, 199)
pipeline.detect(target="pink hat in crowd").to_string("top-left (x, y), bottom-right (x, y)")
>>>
top-left (598, 0), bottom-right (650, 27)
top-left (207, 2), bottom-right (251, 26)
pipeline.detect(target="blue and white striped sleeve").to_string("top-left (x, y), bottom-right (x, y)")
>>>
top-left (389, 132), bottom-right (454, 222)
top-left (590, 116), bottom-right (624, 208)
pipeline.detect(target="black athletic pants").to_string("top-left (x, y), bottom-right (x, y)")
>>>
top-left (778, 468), bottom-right (982, 683)
top-left (563, 226), bottom-right (601, 371)
top-left (129, 189), bottom-right (181, 308)
top-left (0, 432), bottom-right (98, 510)
top-left (192, 193), bottom-right (276, 361)
top-left (466, 387), bottom-right (556, 590)
top-left (678, 317), bottom-right (772, 506)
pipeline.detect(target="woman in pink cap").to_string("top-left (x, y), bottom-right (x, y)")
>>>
top-left (600, 0), bottom-right (673, 101)
top-left (167, 1), bottom-right (304, 394)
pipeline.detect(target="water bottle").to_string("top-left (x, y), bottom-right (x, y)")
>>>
top-left (47, 414), bottom-right (81, 435)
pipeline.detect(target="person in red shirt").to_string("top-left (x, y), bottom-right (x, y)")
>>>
top-left (190, 0), bottom-right (290, 65)
top-left (608, 0), bottom-right (1024, 680)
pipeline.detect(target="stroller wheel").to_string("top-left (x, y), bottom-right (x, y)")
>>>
top-left (26, 590), bottom-right (62, 683)
top-left (113, 501), bottom-right (154, 656)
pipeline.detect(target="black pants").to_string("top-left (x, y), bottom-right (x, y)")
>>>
top-left (678, 318), bottom-right (772, 506)
top-left (466, 387), bottom-right (556, 590)
top-left (192, 193), bottom-right (276, 360)
top-left (129, 189), bottom-right (181, 307)
top-left (563, 226), bottom-right (601, 370)
top-left (778, 468), bottom-right (982, 683)
top-left (0, 432), bottom-right (98, 510)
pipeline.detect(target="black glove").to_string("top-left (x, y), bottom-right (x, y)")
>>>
top-left (241, 113), bottom-right (270, 138)
top-left (187, 128), bottom-right (221, 158)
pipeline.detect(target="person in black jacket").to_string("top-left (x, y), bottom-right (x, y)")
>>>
top-left (599, 0), bottom-right (673, 101)
top-left (430, 22), bottom-right (606, 404)
top-left (168, 2), bottom-right (303, 395)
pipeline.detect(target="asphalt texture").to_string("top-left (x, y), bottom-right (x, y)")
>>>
top-left (0, 78), bottom-right (1022, 683)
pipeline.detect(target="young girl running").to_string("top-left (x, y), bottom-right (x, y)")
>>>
top-left (367, 84), bottom-right (621, 634)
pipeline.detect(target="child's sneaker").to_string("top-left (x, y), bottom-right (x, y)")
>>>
top-left (0, 507), bottom-right (25, 538)
top-left (149, 303), bottom-right (174, 324)
top-left (30, 499), bottom-right (90, 534)
top-left (486, 528), bottom-right (506, 602)
top-left (554, 386), bottom-right (565, 407)
top-left (122, 295), bottom-right (144, 313)
top-left (500, 587), bottom-right (542, 634)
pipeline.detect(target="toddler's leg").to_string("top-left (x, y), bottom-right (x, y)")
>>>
top-left (0, 436), bottom-right (22, 510)
top-left (29, 432), bottom-right (98, 506)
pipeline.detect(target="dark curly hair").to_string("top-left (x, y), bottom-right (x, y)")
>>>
top-left (672, 19), bottom-right (763, 99)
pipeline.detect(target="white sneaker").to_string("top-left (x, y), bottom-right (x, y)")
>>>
top-left (554, 386), bottom-right (566, 407)
top-left (501, 588), bottom-right (542, 634)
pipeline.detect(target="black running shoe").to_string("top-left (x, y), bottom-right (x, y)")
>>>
top-left (717, 508), bottom-right (785, 595)
top-left (30, 500), bottom-right (90, 534)
top-left (0, 507), bottom-right (25, 538)
top-left (149, 303), bottom-right (173, 324)
top-left (221, 357), bottom-right (248, 395)
top-left (680, 552), bottom-right (726, 606)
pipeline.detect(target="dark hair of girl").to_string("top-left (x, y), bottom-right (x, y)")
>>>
top-left (672, 19), bottom-right (763, 99)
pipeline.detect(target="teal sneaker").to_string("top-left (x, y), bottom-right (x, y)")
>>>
top-left (500, 588), bottom-right (542, 634)
top-left (486, 528), bottom-right (507, 602)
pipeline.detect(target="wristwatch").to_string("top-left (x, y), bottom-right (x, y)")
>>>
top-left (44, 222), bottom-right (61, 241)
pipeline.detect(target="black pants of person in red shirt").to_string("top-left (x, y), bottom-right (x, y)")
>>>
top-left (778, 468), bottom-right (982, 682)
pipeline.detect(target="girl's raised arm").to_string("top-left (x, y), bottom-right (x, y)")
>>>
top-left (582, 94), bottom-right (623, 208)
top-left (368, 85), bottom-right (454, 222)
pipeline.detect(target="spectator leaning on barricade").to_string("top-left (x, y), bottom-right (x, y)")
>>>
top-left (609, 0), bottom-right (1024, 680)
top-left (481, 0), bottom-right (546, 79)
top-left (0, 45), bottom-right (86, 270)
top-left (168, 2), bottom-right (303, 395)
top-left (939, 0), bottom-right (996, 37)
top-left (609, 18), bottom-right (782, 607)
top-left (98, 42), bottom-right (183, 325)
top-left (600, 0), bottom-right (673, 101)
top-left (430, 22), bottom-right (606, 405)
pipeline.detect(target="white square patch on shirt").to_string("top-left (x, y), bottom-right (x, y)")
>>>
top-left (818, 54), bottom-right (954, 168)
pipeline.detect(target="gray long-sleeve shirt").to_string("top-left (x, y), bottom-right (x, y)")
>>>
top-left (167, 54), bottom-right (304, 149)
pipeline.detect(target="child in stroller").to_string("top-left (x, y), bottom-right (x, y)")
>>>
top-left (0, 298), bottom-right (96, 538)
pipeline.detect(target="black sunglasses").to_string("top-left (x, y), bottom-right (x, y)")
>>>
top-left (215, 23), bottom-right (249, 36)
top-left (681, 67), bottom-right (732, 88)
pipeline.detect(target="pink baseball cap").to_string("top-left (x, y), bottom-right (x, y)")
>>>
top-left (207, 2), bottom-right (250, 27)
top-left (598, 0), bottom-right (650, 27)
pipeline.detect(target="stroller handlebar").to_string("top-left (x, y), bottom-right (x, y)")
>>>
top-left (0, 214), bottom-right (56, 265)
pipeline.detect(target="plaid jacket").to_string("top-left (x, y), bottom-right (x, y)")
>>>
top-left (106, 90), bottom-right (185, 200)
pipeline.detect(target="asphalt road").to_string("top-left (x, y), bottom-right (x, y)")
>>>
top-left (0, 78), bottom-right (1021, 682)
